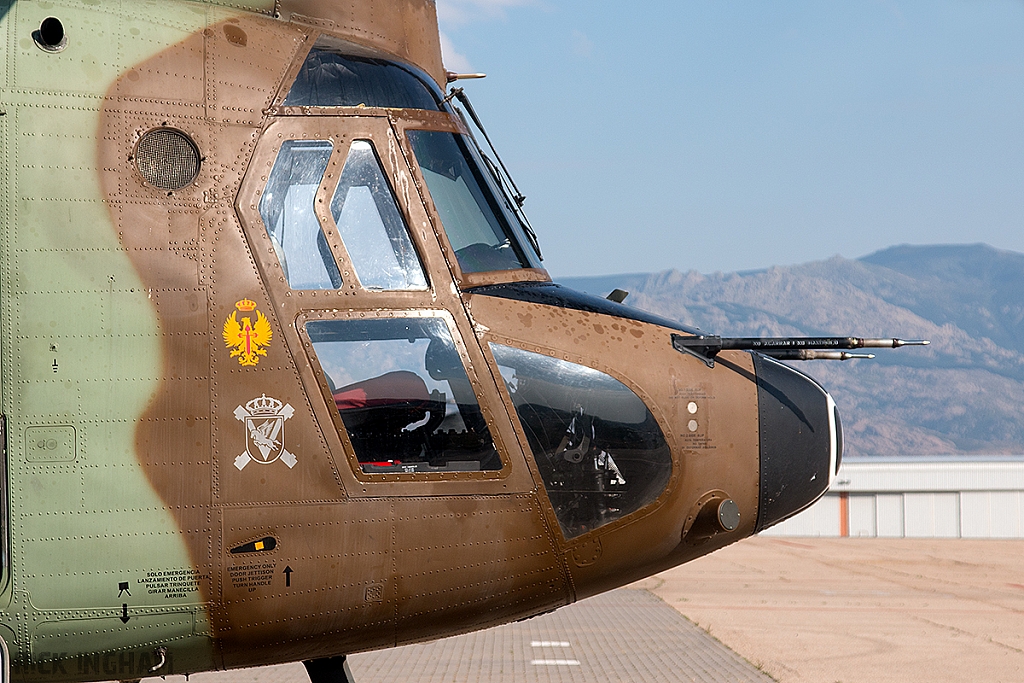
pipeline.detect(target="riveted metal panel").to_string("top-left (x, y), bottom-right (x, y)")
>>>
top-left (13, 3), bottom-right (122, 94)
top-left (2, 0), bottom-right (224, 673)
top-left (276, 0), bottom-right (445, 87)
top-left (216, 501), bottom-right (396, 665)
top-left (467, 293), bottom-right (762, 600)
top-left (391, 494), bottom-right (566, 647)
top-left (1, 1), bottom-right (10, 87)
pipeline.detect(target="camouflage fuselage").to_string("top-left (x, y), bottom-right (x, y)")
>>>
top-left (0, 2), bottom-right (816, 680)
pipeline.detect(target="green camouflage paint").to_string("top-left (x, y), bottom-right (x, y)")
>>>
top-left (0, 0), bottom-right (283, 676)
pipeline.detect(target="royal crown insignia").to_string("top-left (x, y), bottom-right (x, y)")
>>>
top-left (234, 394), bottom-right (296, 471)
top-left (246, 394), bottom-right (283, 416)
top-left (223, 297), bottom-right (272, 367)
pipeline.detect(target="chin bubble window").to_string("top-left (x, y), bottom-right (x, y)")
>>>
top-left (307, 317), bottom-right (502, 474)
top-left (489, 344), bottom-right (671, 538)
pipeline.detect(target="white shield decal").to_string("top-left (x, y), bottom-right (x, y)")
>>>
top-left (234, 394), bottom-right (297, 471)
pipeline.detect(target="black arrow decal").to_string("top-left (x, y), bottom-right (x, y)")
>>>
top-left (120, 604), bottom-right (130, 624)
top-left (283, 566), bottom-right (293, 587)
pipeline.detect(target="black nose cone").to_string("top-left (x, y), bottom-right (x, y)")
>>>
top-left (752, 354), bottom-right (838, 533)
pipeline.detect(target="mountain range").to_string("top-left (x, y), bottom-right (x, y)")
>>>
top-left (559, 243), bottom-right (1024, 456)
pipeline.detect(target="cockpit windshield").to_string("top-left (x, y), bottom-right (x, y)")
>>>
top-left (278, 38), bottom-right (543, 276)
top-left (407, 130), bottom-right (542, 274)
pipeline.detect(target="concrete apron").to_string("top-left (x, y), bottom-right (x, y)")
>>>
top-left (641, 536), bottom-right (1024, 683)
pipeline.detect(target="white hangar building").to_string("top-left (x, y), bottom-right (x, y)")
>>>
top-left (762, 457), bottom-right (1024, 538)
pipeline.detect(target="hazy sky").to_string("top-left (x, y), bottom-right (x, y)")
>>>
top-left (435, 0), bottom-right (1024, 277)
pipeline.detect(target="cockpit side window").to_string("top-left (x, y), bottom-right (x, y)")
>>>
top-left (407, 130), bottom-right (539, 274)
top-left (259, 140), bottom-right (342, 290)
top-left (489, 344), bottom-right (672, 539)
top-left (307, 317), bottom-right (502, 474)
top-left (330, 141), bottom-right (428, 291)
top-left (283, 42), bottom-right (441, 111)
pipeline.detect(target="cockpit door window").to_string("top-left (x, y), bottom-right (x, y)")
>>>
top-left (239, 116), bottom-right (536, 493)
top-left (330, 140), bottom-right (428, 291)
top-left (406, 130), bottom-right (540, 274)
top-left (259, 139), bottom-right (342, 290)
top-left (306, 316), bottom-right (502, 474)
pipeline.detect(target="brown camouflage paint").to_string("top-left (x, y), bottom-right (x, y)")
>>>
top-left (95, 0), bottom-right (762, 671)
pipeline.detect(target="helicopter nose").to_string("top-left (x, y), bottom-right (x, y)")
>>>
top-left (751, 354), bottom-right (841, 533)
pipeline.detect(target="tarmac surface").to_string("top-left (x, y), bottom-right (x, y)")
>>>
top-left (187, 588), bottom-right (771, 683)
top-left (178, 537), bottom-right (1024, 683)
top-left (644, 536), bottom-right (1024, 683)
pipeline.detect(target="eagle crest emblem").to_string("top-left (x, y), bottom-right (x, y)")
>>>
top-left (234, 394), bottom-right (296, 471)
top-left (223, 298), bottom-right (273, 367)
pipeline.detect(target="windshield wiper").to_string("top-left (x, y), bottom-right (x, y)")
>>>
top-left (444, 87), bottom-right (543, 260)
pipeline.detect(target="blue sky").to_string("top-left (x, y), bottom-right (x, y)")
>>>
top-left (435, 0), bottom-right (1024, 277)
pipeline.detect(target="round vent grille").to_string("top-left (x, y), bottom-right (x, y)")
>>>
top-left (135, 128), bottom-right (201, 190)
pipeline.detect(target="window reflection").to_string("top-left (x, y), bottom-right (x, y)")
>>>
top-left (331, 141), bottom-right (427, 291)
top-left (308, 318), bottom-right (502, 473)
top-left (407, 130), bottom-right (533, 274)
top-left (284, 44), bottom-right (440, 111)
top-left (490, 344), bottom-right (671, 538)
top-left (259, 140), bottom-right (342, 290)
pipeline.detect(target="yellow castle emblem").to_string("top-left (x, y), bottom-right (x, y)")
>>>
top-left (223, 298), bottom-right (273, 367)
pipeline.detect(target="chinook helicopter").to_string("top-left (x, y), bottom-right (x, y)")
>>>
top-left (0, 1), bottom-right (926, 682)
